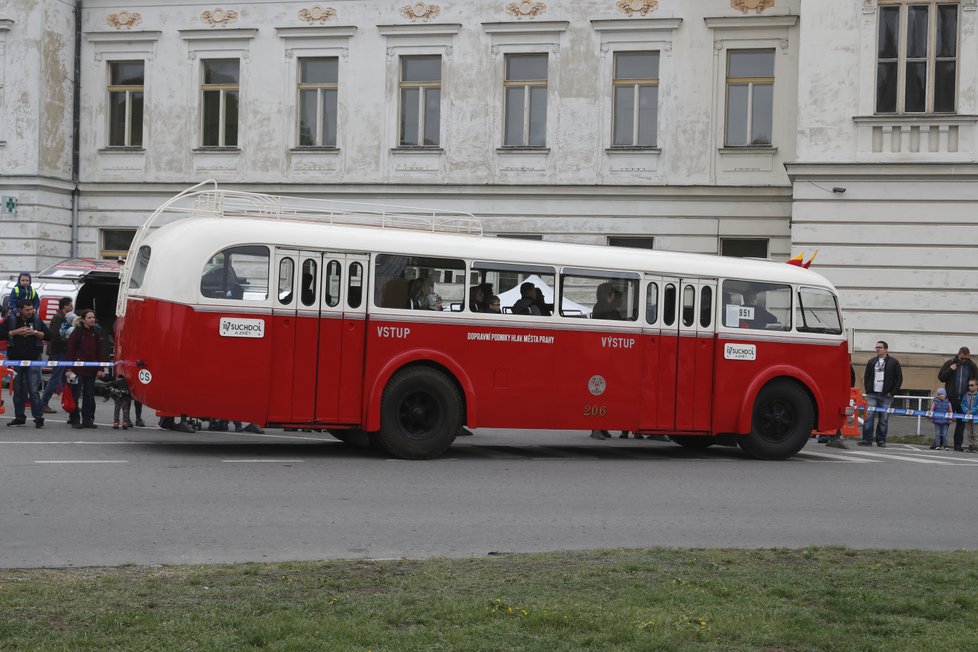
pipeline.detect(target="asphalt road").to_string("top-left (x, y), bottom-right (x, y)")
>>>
top-left (2, 400), bottom-right (977, 568)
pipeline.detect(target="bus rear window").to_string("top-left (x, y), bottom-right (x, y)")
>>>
top-left (128, 246), bottom-right (151, 289)
top-left (200, 245), bottom-right (270, 300)
top-left (722, 280), bottom-right (791, 331)
top-left (796, 287), bottom-right (842, 334)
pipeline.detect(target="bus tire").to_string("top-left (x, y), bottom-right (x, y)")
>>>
top-left (739, 381), bottom-right (813, 460)
top-left (670, 435), bottom-right (715, 449)
top-left (378, 367), bottom-right (462, 460)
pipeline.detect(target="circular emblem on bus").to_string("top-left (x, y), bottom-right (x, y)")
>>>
top-left (587, 375), bottom-right (606, 396)
top-left (138, 369), bottom-right (152, 385)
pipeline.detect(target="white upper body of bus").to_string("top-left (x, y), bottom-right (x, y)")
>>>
top-left (119, 185), bottom-right (843, 342)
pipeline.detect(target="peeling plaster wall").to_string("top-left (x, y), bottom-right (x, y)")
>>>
top-left (38, 0), bottom-right (75, 177)
top-left (790, 0), bottom-right (978, 385)
top-left (0, 0), bottom-right (76, 277)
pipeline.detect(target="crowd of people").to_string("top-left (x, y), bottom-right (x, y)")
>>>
top-left (859, 342), bottom-right (978, 452)
top-left (0, 274), bottom-right (229, 432)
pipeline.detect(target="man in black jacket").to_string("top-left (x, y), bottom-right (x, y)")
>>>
top-left (39, 296), bottom-right (73, 414)
top-left (1, 303), bottom-right (51, 427)
top-left (859, 340), bottom-right (903, 448)
top-left (938, 347), bottom-right (978, 452)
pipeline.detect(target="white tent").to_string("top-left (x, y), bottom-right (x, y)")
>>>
top-left (495, 274), bottom-right (591, 317)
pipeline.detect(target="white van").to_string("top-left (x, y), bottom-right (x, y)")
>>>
top-left (2, 258), bottom-right (124, 342)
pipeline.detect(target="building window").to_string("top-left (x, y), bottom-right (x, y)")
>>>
top-left (297, 57), bottom-right (338, 147)
top-left (399, 55), bottom-right (441, 147)
top-left (725, 50), bottom-right (775, 147)
top-left (201, 59), bottom-right (239, 147)
top-left (496, 234), bottom-right (543, 240)
top-left (721, 238), bottom-right (768, 258)
top-left (100, 229), bottom-right (137, 259)
top-left (608, 236), bottom-right (654, 249)
top-left (876, 1), bottom-right (958, 114)
top-left (504, 54), bottom-right (548, 147)
top-left (108, 61), bottom-right (144, 147)
top-left (613, 52), bottom-right (659, 148)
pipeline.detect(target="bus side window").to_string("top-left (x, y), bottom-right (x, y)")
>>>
top-left (662, 284), bottom-right (676, 326)
top-left (681, 285), bottom-right (695, 327)
top-left (324, 260), bottom-right (341, 308)
top-left (200, 245), bottom-right (269, 301)
top-left (699, 286), bottom-right (712, 329)
top-left (301, 258), bottom-right (318, 307)
top-left (278, 258), bottom-right (294, 305)
top-left (646, 282), bottom-right (658, 325)
top-left (348, 262), bottom-right (363, 309)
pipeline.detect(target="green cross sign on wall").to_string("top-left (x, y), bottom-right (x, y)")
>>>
top-left (2, 196), bottom-right (15, 214)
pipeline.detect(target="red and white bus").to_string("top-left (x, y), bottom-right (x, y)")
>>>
top-left (116, 181), bottom-right (850, 460)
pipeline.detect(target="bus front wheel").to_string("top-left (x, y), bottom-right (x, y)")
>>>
top-left (739, 381), bottom-right (813, 460)
top-left (378, 367), bottom-right (462, 460)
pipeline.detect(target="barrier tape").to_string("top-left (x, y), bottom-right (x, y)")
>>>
top-left (0, 361), bottom-right (113, 368)
top-left (864, 405), bottom-right (976, 422)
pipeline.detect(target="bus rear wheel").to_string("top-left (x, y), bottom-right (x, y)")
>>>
top-left (739, 381), bottom-right (813, 460)
top-left (378, 367), bottom-right (462, 460)
top-left (670, 435), bottom-right (715, 449)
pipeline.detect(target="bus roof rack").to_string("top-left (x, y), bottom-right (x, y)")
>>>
top-left (185, 185), bottom-right (483, 236)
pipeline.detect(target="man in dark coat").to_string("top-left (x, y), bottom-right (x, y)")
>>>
top-left (0, 302), bottom-right (50, 427)
top-left (938, 347), bottom-right (978, 452)
top-left (859, 340), bottom-right (903, 448)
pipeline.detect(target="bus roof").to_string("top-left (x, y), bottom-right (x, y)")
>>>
top-left (132, 216), bottom-right (836, 304)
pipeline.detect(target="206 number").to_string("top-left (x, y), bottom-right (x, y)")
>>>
top-left (584, 405), bottom-right (607, 417)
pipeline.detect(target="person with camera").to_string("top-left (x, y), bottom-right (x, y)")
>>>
top-left (66, 309), bottom-right (107, 429)
top-left (1, 302), bottom-right (50, 427)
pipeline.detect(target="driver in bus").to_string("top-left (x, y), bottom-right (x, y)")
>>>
top-left (741, 289), bottom-right (777, 329)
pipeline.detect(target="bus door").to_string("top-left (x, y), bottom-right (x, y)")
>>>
top-left (674, 279), bottom-right (717, 432)
top-left (637, 276), bottom-right (662, 431)
top-left (655, 278), bottom-right (680, 430)
top-left (269, 249), bottom-right (300, 423)
top-left (317, 254), bottom-right (369, 423)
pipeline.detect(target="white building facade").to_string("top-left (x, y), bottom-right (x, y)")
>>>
top-left (0, 0), bottom-right (975, 387)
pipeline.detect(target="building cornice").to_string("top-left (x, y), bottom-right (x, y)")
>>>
top-left (703, 15), bottom-right (798, 29)
top-left (377, 23), bottom-right (461, 36)
top-left (275, 26), bottom-right (358, 39)
top-left (0, 19), bottom-right (14, 32)
top-left (785, 162), bottom-right (978, 179)
top-left (481, 21), bottom-right (568, 34)
top-left (590, 18), bottom-right (682, 33)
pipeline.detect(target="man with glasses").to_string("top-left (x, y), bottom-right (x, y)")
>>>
top-left (859, 341), bottom-right (903, 448)
top-left (938, 346), bottom-right (977, 452)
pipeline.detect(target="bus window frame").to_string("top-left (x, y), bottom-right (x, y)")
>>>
top-left (199, 244), bottom-right (271, 303)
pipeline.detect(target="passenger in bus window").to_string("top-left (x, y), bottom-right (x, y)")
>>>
top-left (408, 278), bottom-right (433, 309)
top-left (533, 287), bottom-right (552, 316)
top-left (477, 283), bottom-right (494, 311)
top-left (512, 283), bottom-right (542, 315)
top-left (592, 283), bottom-right (623, 320)
top-left (487, 295), bottom-right (501, 314)
top-left (469, 286), bottom-right (484, 312)
top-left (741, 289), bottom-right (777, 329)
top-left (426, 293), bottom-right (444, 311)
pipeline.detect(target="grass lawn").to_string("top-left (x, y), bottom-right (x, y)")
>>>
top-left (2, 547), bottom-right (976, 651)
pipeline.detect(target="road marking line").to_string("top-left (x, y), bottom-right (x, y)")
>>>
top-left (796, 451), bottom-right (878, 463)
top-left (221, 459), bottom-right (305, 463)
top-left (846, 450), bottom-right (965, 465)
top-left (34, 460), bottom-right (129, 464)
